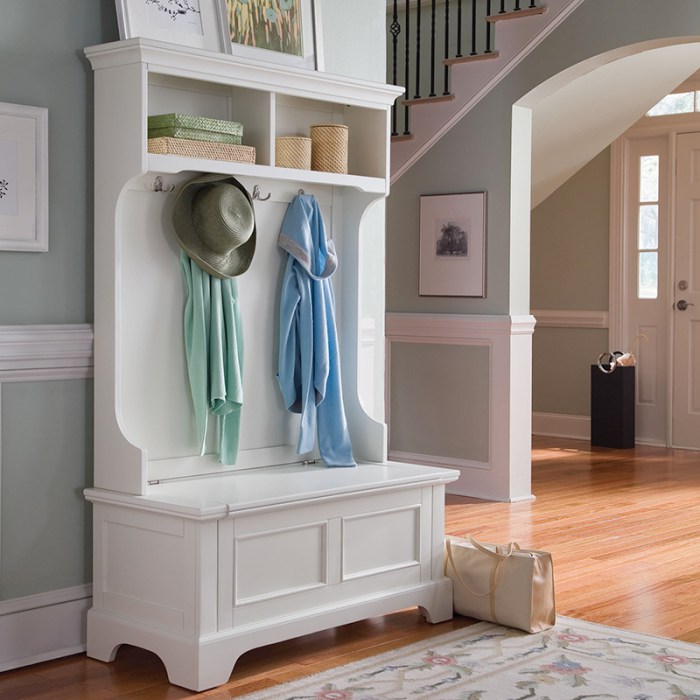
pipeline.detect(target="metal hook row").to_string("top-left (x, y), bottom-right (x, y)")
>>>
top-left (151, 177), bottom-right (306, 201)
top-left (252, 185), bottom-right (306, 201)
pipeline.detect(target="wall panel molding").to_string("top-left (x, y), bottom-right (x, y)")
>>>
top-left (531, 309), bottom-right (609, 329)
top-left (386, 312), bottom-right (535, 501)
top-left (0, 324), bottom-right (94, 381)
top-left (0, 327), bottom-right (94, 670)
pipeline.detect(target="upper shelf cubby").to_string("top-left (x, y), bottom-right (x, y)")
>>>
top-left (85, 38), bottom-right (403, 192)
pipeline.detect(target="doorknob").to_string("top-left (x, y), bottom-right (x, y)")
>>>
top-left (677, 299), bottom-right (695, 311)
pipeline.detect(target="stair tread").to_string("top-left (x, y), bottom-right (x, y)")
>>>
top-left (403, 94), bottom-right (455, 107)
top-left (487, 6), bottom-right (547, 22)
top-left (444, 51), bottom-right (499, 67)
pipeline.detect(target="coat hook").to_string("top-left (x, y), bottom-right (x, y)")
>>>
top-left (298, 188), bottom-right (305, 195)
top-left (151, 176), bottom-right (174, 193)
top-left (252, 185), bottom-right (271, 201)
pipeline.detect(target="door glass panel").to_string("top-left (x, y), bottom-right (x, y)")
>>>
top-left (647, 92), bottom-right (694, 116)
top-left (640, 155), bottom-right (659, 201)
top-left (639, 204), bottom-right (659, 249)
top-left (638, 251), bottom-right (658, 299)
top-left (637, 155), bottom-right (660, 300)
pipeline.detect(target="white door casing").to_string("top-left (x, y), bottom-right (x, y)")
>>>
top-left (613, 121), bottom-right (700, 449)
top-left (615, 135), bottom-right (670, 445)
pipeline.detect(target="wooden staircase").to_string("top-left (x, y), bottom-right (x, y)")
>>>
top-left (388, 0), bottom-right (585, 181)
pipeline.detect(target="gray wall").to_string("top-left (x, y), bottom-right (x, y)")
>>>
top-left (0, 0), bottom-right (117, 603)
top-left (531, 149), bottom-right (610, 417)
top-left (0, 0), bottom-right (385, 606)
top-left (386, 0), bottom-right (700, 458)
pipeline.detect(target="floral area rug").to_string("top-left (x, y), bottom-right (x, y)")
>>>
top-left (234, 616), bottom-right (700, 699)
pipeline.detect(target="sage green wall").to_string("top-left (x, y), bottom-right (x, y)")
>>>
top-left (531, 149), bottom-right (610, 312)
top-left (0, 0), bottom-right (118, 325)
top-left (390, 343), bottom-right (489, 462)
top-left (531, 149), bottom-right (610, 417)
top-left (386, 0), bottom-right (700, 456)
top-left (532, 328), bottom-right (608, 416)
top-left (1, 381), bottom-right (93, 599)
top-left (0, 0), bottom-right (115, 604)
top-left (0, 0), bottom-right (386, 605)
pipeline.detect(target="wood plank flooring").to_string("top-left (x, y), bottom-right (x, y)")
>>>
top-left (1, 436), bottom-right (699, 698)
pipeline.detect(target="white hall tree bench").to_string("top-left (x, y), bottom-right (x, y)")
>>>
top-left (84, 38), bottom-right (458, 692)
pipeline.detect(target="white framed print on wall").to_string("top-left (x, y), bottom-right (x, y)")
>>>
top-left (115, 0), bottom-right (227, 52)
top-left (0, 102), bottom-right (48, 252)
top-left (419, 191), bottom-right (486, 297)
top-left (219, 0), bottom-right (323, 71)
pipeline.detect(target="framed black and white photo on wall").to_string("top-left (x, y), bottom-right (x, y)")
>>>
top-left (419, 191), bottom-right (486, 297)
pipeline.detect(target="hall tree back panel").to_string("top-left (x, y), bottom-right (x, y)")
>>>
top-left (84, 38), bottom-right (458, 691)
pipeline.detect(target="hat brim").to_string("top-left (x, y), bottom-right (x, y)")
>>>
top-left (172, 173), bottom-right (256, 279)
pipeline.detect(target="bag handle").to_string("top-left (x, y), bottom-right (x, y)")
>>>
top-left (467, 535), bottom-right (520, 559)
top-left (444, 536), bottom-right (519, 598)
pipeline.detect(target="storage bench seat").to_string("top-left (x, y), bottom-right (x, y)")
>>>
top-left (85, 461), bottom-right (458, 691)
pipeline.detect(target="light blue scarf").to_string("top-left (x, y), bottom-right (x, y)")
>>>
top-left (277, 195), bottom-right (355, 468)
top-left (180, 250), bottom-right (243, 464)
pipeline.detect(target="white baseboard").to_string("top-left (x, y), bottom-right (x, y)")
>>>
top-left (0, 584), bottom-right (91, 672)
top-left (532, 412), bottom-right (590, 440)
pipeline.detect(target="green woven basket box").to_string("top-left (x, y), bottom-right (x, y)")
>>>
top-left (148, 113), bottom-right (243, 145)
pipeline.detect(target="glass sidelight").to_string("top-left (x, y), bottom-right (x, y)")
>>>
top-left (638, 154), bottom-right (659, 299)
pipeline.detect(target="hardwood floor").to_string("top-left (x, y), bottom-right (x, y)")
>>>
top-left (1, 436), bottom-right (699, 698)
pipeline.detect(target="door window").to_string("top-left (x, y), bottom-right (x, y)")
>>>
top-left (637, 155), bottom-right (659, 299)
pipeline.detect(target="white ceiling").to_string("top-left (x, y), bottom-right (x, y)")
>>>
top-left (519, 38), bottom-right (700, 208)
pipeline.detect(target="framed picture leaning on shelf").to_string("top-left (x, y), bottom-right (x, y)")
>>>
top-left (419, 192), bottom-right (486, 297)
top-left (219, 0), bottom-right (323, 70)
top-left (115, 0), bottom-right (228, 52)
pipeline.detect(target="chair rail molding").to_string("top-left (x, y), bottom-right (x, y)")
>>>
top-left (0, 324), bottom-right (94, 381)
top-left (531, 309), bottom-right (609, 328)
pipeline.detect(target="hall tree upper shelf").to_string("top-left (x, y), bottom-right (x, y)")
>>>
top-left (87, 38), bottom-right (396, 195)
top-left (84, 38), bottom-right (458, 692)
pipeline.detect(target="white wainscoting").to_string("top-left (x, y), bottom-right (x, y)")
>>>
top-left (386, 313), bottom-right (536, 502)
top-left (0, 585), bottom-right (92, 672)
top-left (0, 324), bottom-right (94, 670)
top-left (531, 309), bottom-right (607, 440)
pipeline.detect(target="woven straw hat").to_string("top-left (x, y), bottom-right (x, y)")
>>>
top-left (172, 173), bottom-right (256, 278)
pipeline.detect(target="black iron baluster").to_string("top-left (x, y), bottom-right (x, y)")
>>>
top-left (390, 0), bottom-right (400, 136)
top-left (499, 0), bottom-right (506, 13)
top-left (470, 0), bottom-right (477, 55)
top-left (485, 0), bottom-right (493, 53)
top-left (455, 0), bottom-right (463, 58)
top-left (404, 0), bottom-right (411, 134)
top-left (529, 0), bottom-right (536, 6)
top-left (443, 0), bottom-right (450, 95)
top-left (514, 0), bottom-right (521, 10)
top-left (429, 0), bottom-right (437, 97)
top-left (414, 0), bottom-right (422, 99)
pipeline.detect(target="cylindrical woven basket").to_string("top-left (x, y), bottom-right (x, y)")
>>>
top-left (310, 124), bottom-right (349, 174)
top-left (276, 136), bottom-right (312, 170)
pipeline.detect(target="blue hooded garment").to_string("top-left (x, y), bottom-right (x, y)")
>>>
top-left (277, 194), bottom-right (356, 468)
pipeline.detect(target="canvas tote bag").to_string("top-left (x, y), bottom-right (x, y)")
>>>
top-left (444, 535), bottom-right (556, 633)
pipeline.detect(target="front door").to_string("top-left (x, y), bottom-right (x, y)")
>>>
top-left (672, 131), bottom-right (700, 448)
